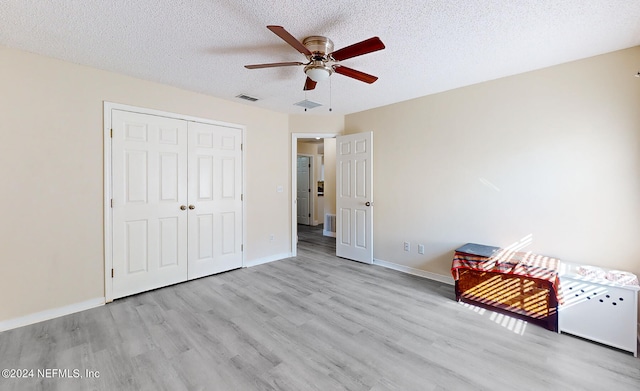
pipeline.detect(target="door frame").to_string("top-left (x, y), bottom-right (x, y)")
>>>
top-left (290, 132), bottom-right (339, 257)
top-left (104, 102), bottom-right (246, 303)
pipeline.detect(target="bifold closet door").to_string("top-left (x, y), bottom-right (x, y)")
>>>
top-left (187, 122), bottom-right (243, 279)
top-left (111, 110), bottom-right (189, 299)
top-left (111, 111), bottom-right (243, 298)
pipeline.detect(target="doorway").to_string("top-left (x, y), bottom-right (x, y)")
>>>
top-left (291, 133), bottom-right (338, 257)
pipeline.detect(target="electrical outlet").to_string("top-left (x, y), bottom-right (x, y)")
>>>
top-left (418, 244), bottom-right (425, 254)
top-left (404, 242), bottom-right (410, 252)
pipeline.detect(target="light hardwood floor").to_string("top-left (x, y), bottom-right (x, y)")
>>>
top-left (1, 225), bottom-right (639, 390)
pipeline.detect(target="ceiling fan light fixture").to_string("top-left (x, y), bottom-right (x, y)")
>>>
top-left (246, 26), bottom-right (385, 92)
top-left (304, 63), bottom-right (332, 82)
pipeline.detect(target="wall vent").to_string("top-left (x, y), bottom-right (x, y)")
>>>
top-left (236, 93), bottom-right (259, 102)
top-left (294, 100), bottom-right (322, 109)
top-left (323, 214), bottom-right (336, 238)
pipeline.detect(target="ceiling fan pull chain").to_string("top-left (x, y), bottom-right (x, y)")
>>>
top-left (329, 77), bottom-right (332, 112)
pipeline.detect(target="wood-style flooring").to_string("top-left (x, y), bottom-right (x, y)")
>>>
top-left (0, 224), bottom-right (638, 390)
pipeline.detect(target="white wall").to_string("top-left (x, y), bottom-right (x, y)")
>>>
top-left (345, 46), bottom-right (640, 280)
top-left (0, 46), bottom-right (291, 322)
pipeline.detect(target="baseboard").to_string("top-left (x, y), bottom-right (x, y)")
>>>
top-left (373, 258), bottom-right (455, 285)
top-left (323, 230), bottom-right (336, 238)
top-left (0, 297), bottom-right (105, 333)
top-left (244, 252), bottom-right (293, 268)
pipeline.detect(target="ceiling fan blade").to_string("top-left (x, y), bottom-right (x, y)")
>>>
top-left (330, 37), bottom-right (385, 61)
top-left (303, 77), bottom-right (317, 91)
top-left (333, 66), bottom-right (378, 84)
top-left (267, 25), bottom-right (312, 56)
top-left (244, 62), bottom-right (304, 69)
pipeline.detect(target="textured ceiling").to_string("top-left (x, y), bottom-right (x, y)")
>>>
top-left (2, 1), bottom-right (640, 115)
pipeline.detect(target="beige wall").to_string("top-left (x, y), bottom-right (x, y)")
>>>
top-left (289, 114), bottom-right (344, 135)
top-left (0, 46), bottom-right (291, 322)
top-left (345, 46), bottom-right (640, 280)
top-left (323, 138), bottom-right (337, 220)
top-left (3, 43), bottom-right (638, 325)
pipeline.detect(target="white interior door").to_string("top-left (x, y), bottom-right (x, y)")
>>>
top-left (111, 110), bottom-right (188, 298)
top-left (336, 132), bottom-right (373, 263)
top-left (297, 155), bottom-right (311, 225)
top-left (187, 122), bottom-right (243, 279)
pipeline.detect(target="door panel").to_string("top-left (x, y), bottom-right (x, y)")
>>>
top-left (159, 153), bottom-right (180, 201)
top-left (187, 121), bottom-right (243, 280)
top-left (340, 208), bottom-right (351, 245)
top-left (112, 110), bottom-right (188, 299)
top-left (355, 209), bottom-right (367, 249)
top-left (159, 217), bottom-right (179, 267)
top-left (125, 220), bottom-right (148, 273)
top-left (221, 212), bottom-right (236, 254)
top-left (125, 150), bottom-right (148, 202)
top-left (336, 132), bottom-right (373, 263)
top-left (339, 160), bottom-right (351, 197)
top-left (222, 158), bottom-right (236, 198)
top-left (197, 156), bottom-right (214, 200)
top-left (197, 214), bottom-right (214, 258)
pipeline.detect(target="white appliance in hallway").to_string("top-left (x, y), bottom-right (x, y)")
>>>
top-left (296, 155), bottom-right (311, 225)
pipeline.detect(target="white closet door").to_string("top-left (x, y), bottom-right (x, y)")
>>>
top-left (112, 110), bottom-right (188, 298)
top-left (187, 122), bottom-right (243, 279)
top-left (296, 155), bottom-right (311, 225)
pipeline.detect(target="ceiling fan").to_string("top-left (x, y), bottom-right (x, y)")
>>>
top-left (245, 25), bottom-right (385, 91)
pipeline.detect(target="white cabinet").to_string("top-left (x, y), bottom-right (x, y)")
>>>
top-left (559, 263), bottom-right (639, 357)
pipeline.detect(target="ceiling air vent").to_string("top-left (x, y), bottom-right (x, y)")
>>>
top-left (294, 100), bottom-right (322, 110)
top-left (236, 93), bottom-right (259, 102)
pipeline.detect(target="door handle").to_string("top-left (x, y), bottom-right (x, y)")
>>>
top-left (365, 201), bottom-right (372, 207)
top-left (188, 205), bottom-right (195, 210)
top-left (180, 205), bottom-right (187, 210)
